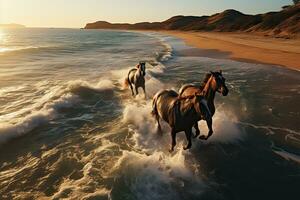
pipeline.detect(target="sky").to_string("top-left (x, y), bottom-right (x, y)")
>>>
top-left (0, 0), bottom-right (294, 28)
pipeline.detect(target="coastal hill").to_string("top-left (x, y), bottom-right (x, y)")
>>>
top-left (85, 3), bottom-right (300, 37)
top-left (0, 24), bottom-right (26, 28)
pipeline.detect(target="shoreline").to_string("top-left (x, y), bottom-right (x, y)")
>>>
top-left (156, 31), bottom-right (300, 71)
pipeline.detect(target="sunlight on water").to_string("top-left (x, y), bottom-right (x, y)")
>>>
top-left (0, 29), bottom-right (8, 52)
top-left (0, 29), bottom-right (6, 42)
top-left (0, 28), bottom-right (299, 199)
top-left (0, 47), bottom-right (12, 53)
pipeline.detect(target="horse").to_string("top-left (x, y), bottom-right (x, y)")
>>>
top-left (124, 62), bottom-right (146, 97)
top-left (152, 89), bottom-right (212, 152)
top-left (179, 70), bottom-right (229, 140)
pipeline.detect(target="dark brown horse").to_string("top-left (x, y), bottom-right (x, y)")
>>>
top-left (152, 89), bottom-right (212, 152)
top-left (124, 62), bottom-right (146, 97)
top-left (179, 70), bottom-right (228, 140)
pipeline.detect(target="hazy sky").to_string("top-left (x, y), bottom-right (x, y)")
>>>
top-left (0, 0), bottom-right (294, 28)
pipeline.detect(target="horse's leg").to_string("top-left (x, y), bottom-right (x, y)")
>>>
top-left (184, 128), bottom-right (192, 150)
top-left (142, 84), bottom-right (146, 99)
top-left (193, 122), bottom-right (200, 138)
top-left (205, 118), bottom-right (213, 139)
top-left (169, 128), bottom-right (176, 152)
top-left (129, 83), bottom-right (134, 96)
top-left (199, 118), bottom-right (213, 140)
top-left (135, 85), bottom-right (139, 96)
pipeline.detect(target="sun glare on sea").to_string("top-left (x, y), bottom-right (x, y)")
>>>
top-left (0, 29), bottom-right (6, 44)
top-left (0, 29), bottom-right (8, 53)
top-left (0, 29), bottom-right (4, 41)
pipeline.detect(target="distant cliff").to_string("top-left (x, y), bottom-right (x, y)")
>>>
top-left (85, 4), bottom-right (300, 37)
top-left (0, 24), bottom-right (26, 28)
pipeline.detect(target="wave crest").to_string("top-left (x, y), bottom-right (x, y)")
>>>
top-left (0, 79), bottom-right (115, 145)
top-left (111, 149), bottom-right (205, 200)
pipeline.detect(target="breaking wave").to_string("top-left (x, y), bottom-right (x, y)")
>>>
top-left (117, 86), bottom-right (245, 199)
top-left (0, 45), bottom-right (61, 55)
top-left (0, 79), bottom-right (115, 145)
top-left (111, 149), bottom-right (205, 200)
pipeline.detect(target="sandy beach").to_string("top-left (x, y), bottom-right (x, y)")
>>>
top-left (161, 31), bottom-right (300, 71)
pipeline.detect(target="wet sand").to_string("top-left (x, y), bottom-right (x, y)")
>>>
top-left (160, 31), bottom-right (300, 71)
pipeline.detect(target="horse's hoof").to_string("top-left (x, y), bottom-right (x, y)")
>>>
top-left (199, 135), bottom-right (207, 140)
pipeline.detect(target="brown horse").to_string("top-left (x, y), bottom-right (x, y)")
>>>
top-left (152, 89), bottom-right (212, 152)
top-left (179, 70), bottom-right (228, 140)
top-left (124, 62), bottom-right (146, 97)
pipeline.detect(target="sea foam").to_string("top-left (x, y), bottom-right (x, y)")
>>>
top-left (0, 79), bottom-right (115, 145)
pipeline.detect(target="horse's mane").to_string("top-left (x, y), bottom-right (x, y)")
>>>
top-left (200, 73), bottom-right (212, 89)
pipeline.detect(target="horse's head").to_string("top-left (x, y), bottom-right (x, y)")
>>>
top-left (137, 62), bottom-right (146, 76)
top-left (209, 70), bottom-right (228, 96)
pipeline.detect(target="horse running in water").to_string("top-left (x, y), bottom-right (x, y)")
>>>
top-left (179, 70), bottom-right (229, 140)
top-left (152, 89), bottom-right (212, 152)
top-left (124, 62), bottom-right (146, 97)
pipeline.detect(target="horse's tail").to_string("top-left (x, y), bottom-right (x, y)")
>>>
top-left (123, 77), bottom-right (129, 88)
top-left (151, 93), bottom-right (159, 117)
top-left (152, 91), bottom-right (165, 132)
top-left (178, 84), bottom-right (195, 96)
top-left (123, 70), bottom-right (132, 89)
top-left (151, 90), bottom-right (164, 117)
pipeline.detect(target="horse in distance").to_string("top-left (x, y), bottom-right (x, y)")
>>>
top-left (124, 62), bottom-right (146, 97)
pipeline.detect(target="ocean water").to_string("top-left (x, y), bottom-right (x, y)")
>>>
top-left (0, 28), bottom-right (299, 200)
